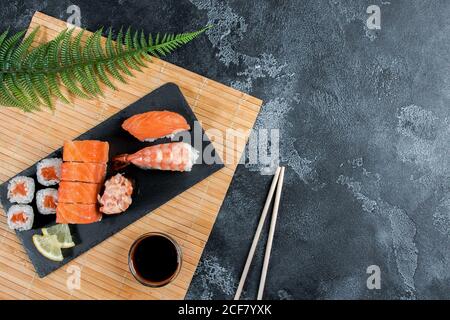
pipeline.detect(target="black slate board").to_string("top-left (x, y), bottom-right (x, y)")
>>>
top-left (0, 83), bottom-right (224, 277)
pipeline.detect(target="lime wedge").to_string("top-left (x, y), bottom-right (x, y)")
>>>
top-left (32, 234), bottom-right (64, 262)
top-left (42, 224), bottom-right (75, 249)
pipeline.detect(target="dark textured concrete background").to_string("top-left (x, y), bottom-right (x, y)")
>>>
top-left (2, 0), bottom-right (449, 299)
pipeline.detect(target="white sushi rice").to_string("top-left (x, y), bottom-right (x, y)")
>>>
top-left (36, 188), bottom-right (58, 215)
top-left (7, 176), bottom-right (35, 204)
top-left (186, 144), bottom-right (199, 172)
top-left (7, 205), bottom-right (34, 231)
top-left (143, 129), bottom-right (188, 142)
top-left (36, 158), bottom-right (62, 186)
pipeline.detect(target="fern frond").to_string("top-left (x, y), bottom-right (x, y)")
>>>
top-left (0, 25), bottom-right (211, 111)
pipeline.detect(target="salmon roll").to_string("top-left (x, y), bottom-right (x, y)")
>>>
top-left (56, 203), bottom-right (102, 224)
top-left (61, 162), bottom-right (106, 183)
top-left (36, 188), bottom-right (58, 215)
top-left (56, 211), bottom-right (68, 224)
top-left (58, 181), bottom-right (101, 204)
top-left (7, 205), bottom-right (34, 231)
top-left (7, 176), bottom-right (35, 204)
top-left (36, 158), bottom-right (62, 186)
top-left (63, 140), bottom-right (109, 163)
top-left (122, 111), bottom-right (190, 142)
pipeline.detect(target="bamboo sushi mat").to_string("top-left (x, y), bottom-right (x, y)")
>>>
top-left (0, 12), bottom-right (262, 300)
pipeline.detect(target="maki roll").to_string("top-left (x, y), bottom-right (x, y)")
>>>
top-left (36, 188), bottom-right (58, 215)
top-left (36, 158), bottom-right (62, 186)
top-left (63, 140), bottom-right (109, 163)
top-left (7, 205), bottom-right (34, 231)
top-left (7, 176), bottom-right (35, 204)
top-left (61, 162), bottom-right (106, 183)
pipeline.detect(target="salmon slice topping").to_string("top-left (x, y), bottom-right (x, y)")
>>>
top-left (55, 211), bottom-right (68, 224)
top-left (122, 111), bottom-right (190, 141)
top-left (58, 181), bottom-right (101, 204)
top-left (63, 140), bottom-right (109, 163)
top-left (56, 203), bottom-right (101, 224)
top-left (61, 162), bottom-right (106, 183)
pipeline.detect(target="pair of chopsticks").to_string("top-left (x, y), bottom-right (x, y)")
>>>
top-left (234, 166), bottom-right (286, 300)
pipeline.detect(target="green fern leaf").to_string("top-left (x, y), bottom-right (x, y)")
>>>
top-left (0, 24), bottom-right (210, 111)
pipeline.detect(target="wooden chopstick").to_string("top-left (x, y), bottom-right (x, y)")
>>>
top-left (257, 166), bottom-right (285, 300)
top-left (234, 166), bottom-right (282, 300)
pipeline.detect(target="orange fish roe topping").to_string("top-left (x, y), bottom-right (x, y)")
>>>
top-left (43, 195), bottom-right (57, 209)
top-left (41, 166), bottom-right (58, 181)
top-left (12, 182), bottom-right (27, 196)
top-left (11, 212), bottom-right (27, 224)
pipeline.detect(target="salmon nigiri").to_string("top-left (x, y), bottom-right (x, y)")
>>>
top-left (122, 111), bottom-right (190, 142)
top-left (113, 142), bottom-right (199, 172)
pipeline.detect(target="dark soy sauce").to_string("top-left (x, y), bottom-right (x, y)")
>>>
top-left (130, 234), bottom-right (180, 286)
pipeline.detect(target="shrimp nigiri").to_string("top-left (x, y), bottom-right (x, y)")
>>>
top-left (122, 111), bottom-right (190, 142)
top-left (112, 142), bottom-right (199, 172)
